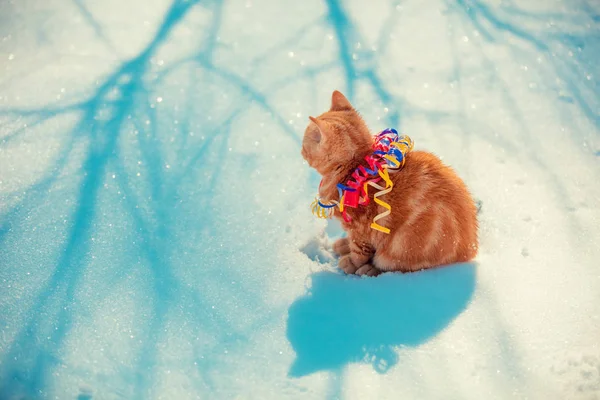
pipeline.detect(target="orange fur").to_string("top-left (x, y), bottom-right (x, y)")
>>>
top-left (302, 91), bottom-right (478, 275)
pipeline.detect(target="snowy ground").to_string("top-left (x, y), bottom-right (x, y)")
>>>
top-left (1, 0), bottom-right (599, 398)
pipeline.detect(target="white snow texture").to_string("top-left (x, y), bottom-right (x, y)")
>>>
top-left (0, 0), bottom-right (599, 399)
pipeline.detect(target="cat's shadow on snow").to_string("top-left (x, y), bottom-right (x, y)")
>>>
top-left (286, 263), bottom-right (476, 377)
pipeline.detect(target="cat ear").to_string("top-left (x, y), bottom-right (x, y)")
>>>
top-left (330, 90), bottom-right (353, 111)
top-left (308, 116), bottom-right (326, 142)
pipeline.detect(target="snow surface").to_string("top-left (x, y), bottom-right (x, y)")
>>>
top-left (0, 0), bottom-right (599, 398)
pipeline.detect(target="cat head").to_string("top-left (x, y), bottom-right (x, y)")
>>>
top-left (301, 91), bottom-right (372, 175)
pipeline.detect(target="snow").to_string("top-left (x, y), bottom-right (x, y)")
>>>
top-left (1, 0), bottom-right (599, 398)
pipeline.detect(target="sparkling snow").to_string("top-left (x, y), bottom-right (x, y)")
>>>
top-left (1, 0), bottom-right (599, 398)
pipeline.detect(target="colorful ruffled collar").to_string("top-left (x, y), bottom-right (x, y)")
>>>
top-left (311, 128), bottom-right (413, 234)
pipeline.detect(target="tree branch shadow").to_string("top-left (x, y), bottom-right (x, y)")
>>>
top-left (0, 0), bottom-right (597, 398)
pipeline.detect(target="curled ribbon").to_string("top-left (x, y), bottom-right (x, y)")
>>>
top-left (311, 198), bottom-right (338, 219)
top-left (310, 129), bottom-right (413, 234)
top-left (367, 167), bottom-right (394, 234)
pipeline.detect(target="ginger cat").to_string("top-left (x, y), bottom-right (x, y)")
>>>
top-left (301, 91), bottom-right (478, 276)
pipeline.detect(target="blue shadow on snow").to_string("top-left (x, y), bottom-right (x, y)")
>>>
top-left (286, 263), bottom-right (476, 377)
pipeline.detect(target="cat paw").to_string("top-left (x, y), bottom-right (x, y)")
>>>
top-left (339, 255), bottom-right (380, 277)
top-left (332, 237), bottom-right (350, 256)
top-left (355, 264), bottom-right (381, 277)
top-left (339, 254), bottom-right (358, 274)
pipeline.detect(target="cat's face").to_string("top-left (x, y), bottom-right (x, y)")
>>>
top-left (301, 91), bottom-right (372, 175)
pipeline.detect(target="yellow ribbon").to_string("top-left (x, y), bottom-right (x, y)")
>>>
top-left (365, 136), bottom-right (413, 234)
top-left (311, 198), bottom-right (338, 219)
top-left (388, 136), bottom-right (414, 170)
top-left (365, 168), bottom-right (394, 233)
